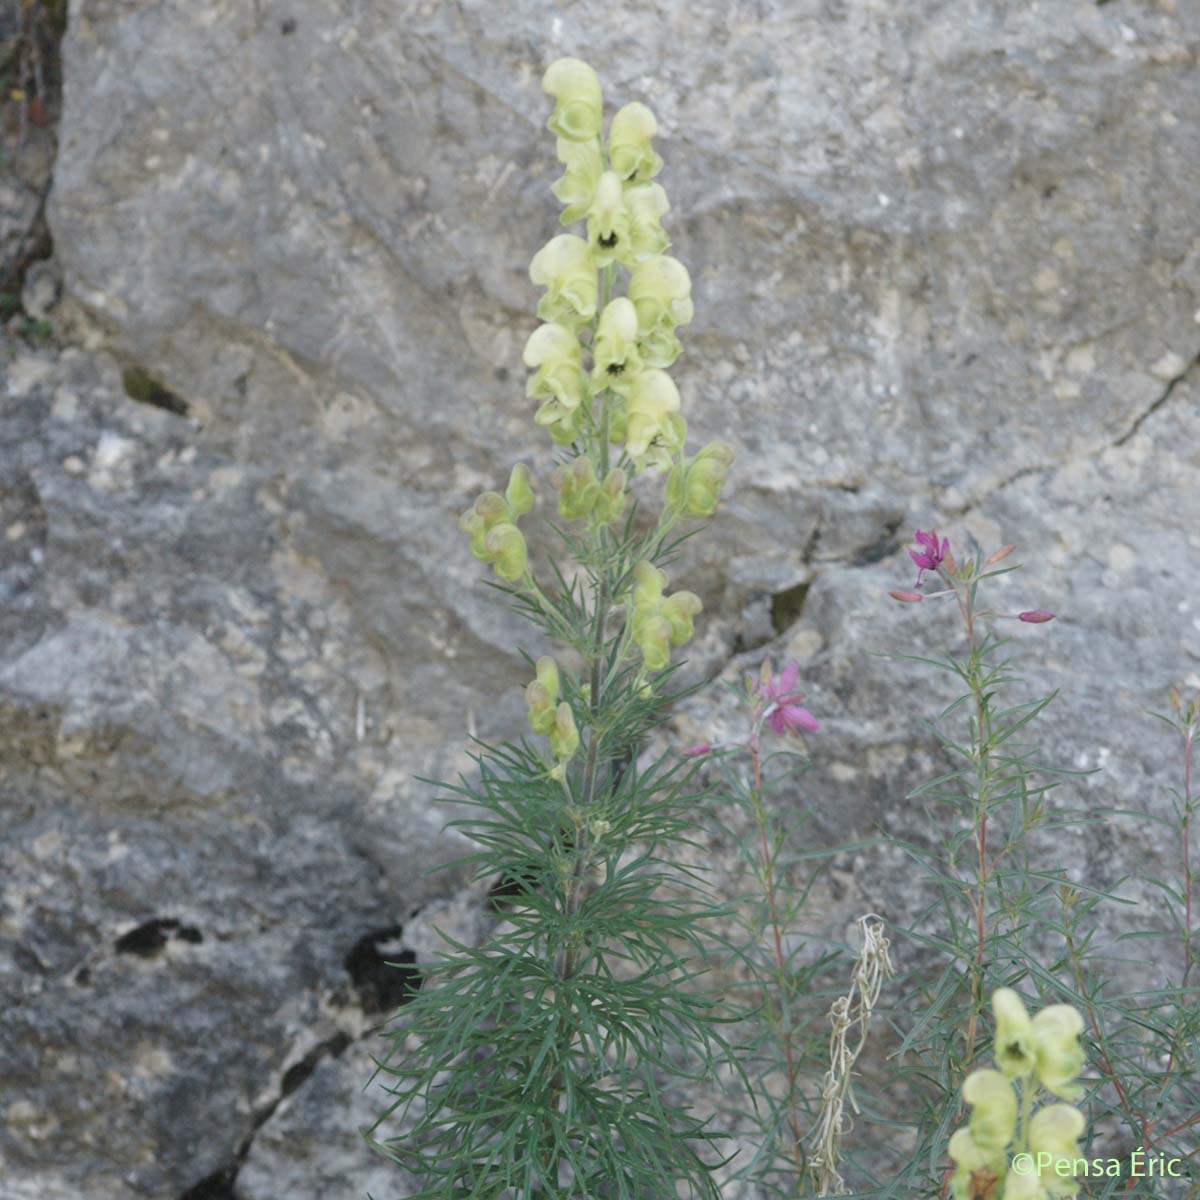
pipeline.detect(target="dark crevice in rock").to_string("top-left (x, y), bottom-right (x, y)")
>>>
top-left (343, 926), bottom-right (422, 1014)
top-left (176, 1026), bottom-right (354, 1200)
top-left (769, 581), bottom-right (811, 636)
top-left (280, 1031), bottom-right (351, 1097)
top-left (950, 355), bottom-right (1199, 519)
top-left (850, 515), bottom-right (905, 566)
top-left (1113, 354), bottom-right (1199, 447)
top-left (121, 365), bottom-right (190, 417)
top-left (114, 917), bottom-right (203, 957)
top-left (179, 1164), bottom-right (240, 1200)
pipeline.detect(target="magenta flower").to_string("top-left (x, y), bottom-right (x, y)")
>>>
top-left (908, 528), bottom-right (949, 586)
top-left (757, 661), bottom-right (820, 736)
top-left (1019, 610), bottom-right (1055, 624)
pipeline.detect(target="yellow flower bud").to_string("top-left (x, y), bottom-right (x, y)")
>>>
top-left (631, 561), bottom-right (699, 669)
top-left (608, 102), bottom-right (662, 182)
top-left (993, 988), bottom-right (1037, 1079)
top-left (623, 182), bottom-right (670, 263)
top-left (549, 701), bottom-right (579, 762)
top-left (526, 656), bottom-right (560, 736)
top-left (483, 521), bottom-right (528, 582)
top-left (551, 137), bottom-right (604, 223)
top-left (961, 1069), bottom-right (1017, 1153)
top-left (541, 58), bottom-right (602, 143)
top-left (586, 171), bottom-right (631, 268)
top-left (590, 297), bottom-right (642, 394)
top-left (530, 235), bottom-right (598, 328)
top-left (670, 442), bottom-right (734, 516)
top-left (662, 590), bottom-right (702, 645)
top-left (594, 467), bottom-right (627, 526)
top-left (1028, 1105), bottom-right (1085, 1197)
top-left (1032, 1005), bottom-right (1085, 1100)
top-left (552, 457), bottom-right (599, 521)
top-left (506, 463), bottom-right (534, 517)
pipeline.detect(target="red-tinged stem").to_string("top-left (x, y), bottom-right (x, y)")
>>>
top-left (749, 738), bottom-right (805, 1181)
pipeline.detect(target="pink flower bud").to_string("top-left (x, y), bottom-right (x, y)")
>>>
top-left (682, 743), bottom-right (712, 758)
top-left (1018, 610), bottom-right (1055, 624)
top-left (889, 590), bottom-right (924, 603)
top-left (986, 545), bottom-right (1016, 566)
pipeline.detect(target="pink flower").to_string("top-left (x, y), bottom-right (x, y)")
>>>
top-left (682, 743), bottom-right (712, 758)
top-left (908, 528), bottom-right (949, 586)
top-left (757, 661), bottom-right (820, 736)
top-left (1019, 610), bottom-right (1055, 624)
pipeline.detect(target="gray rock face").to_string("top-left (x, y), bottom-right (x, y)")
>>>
top-left (2, 0), bottom-right (1197, 1195)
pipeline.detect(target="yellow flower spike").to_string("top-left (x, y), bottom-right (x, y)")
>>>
top-left (993, 987), bottom-right (1038, 1079)
top-left (530, 234), bottom-right (598, 328)
top-left (622, 182), bottom-right (670, 264)
top-left (1032, 1006), bottom-right (1086, 1100)
top-left (551, 137), bottom-right (604, 223)
top-left (1028, 1104), bottom-right (1086, 1197)
top-left (590, 297), bottom-right (643, 395)
top-left (549, 701), bottom-right (580, 762)
top-left (541, 58), bottom-right (603, 143)
top-left (961, 1069), bottom-right (1018, 1153)
top-left (506, 463), bottom-right (534, 517)
top-left (586, 171), bottom-right (632, 269)
top-left (483, 521), bottom-right (528, 582)
top-left (593, 467), bottom-right (628, 525)
top-left (523, 323), bottom-right (588, 414)
top-left (552, 457), bottom-right (600, 521)
top-left (624, 368), bottom-right (682, 464)
top-left (526, 656), bottom-right (561, 736)
top-left (947, 1130), bottom-right (1006, 1200)
top-left (662, 590), bottom-right (702, 645)
top-left (608, 101), bottom-right (663, 182)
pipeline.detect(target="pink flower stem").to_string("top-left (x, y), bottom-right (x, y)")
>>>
top-left (748, 736), bottom-right (805, 1178)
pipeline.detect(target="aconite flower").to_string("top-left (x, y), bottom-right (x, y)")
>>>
top-left (631, 561), bottom-right (701, 671)
top-left (586, 171), bottom-right (631, 268)
top-left (525, 656), bottom-right (561, 735)
top-left (458, 465), bottom-right (533, 582)
top-left (993, 987), bottom-right (1038, 1080)
top-left (623, 183), bottom-right (670, 262)
top-left (530, 234), bottom-right (598, 328)
top-left (629, 255), bottom-right (693, 367)
top-left (524, 323), bottom-right (586, 409)
top-left (1028, 1104), bottom-right (1085, 1196)
top-left (552, 457), bottom-right (600, 521)
top-left (1031, 1005), bottom-right (1085, 1100)
top-left (947, 1129), bottom-right (1005, 1200)
top-left (962, 1069), bottom-right (1018, 1153)
top-left (542, 58), bottom-right (602, 143)
top-left (624, 368), bottom-right (684, 469)
top-left (667, 442), bottom-right (734, 517)
top-left (608, 101), bottom-right (662, 181)
top-left (549, 702), bottom-right (579, 764)
top-left (551, 137), bottom-right (604, 223)
top-left (590, 297), bottom-right (642, 395)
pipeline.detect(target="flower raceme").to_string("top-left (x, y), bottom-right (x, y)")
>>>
top-left (949, 989), bottom-right (1087, 1200)
top-left (890, 530), bottom-right (1056, 627)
